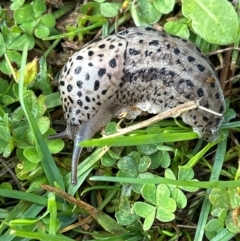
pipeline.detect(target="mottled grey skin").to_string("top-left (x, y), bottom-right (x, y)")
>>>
top-left (49, 27), bottom-right (225, 185)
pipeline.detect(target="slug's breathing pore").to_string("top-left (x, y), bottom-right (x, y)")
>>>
top-left (49, 27), bottom-right (225, 185)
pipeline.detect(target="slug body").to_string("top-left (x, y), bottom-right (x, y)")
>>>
top-left (50, 27), bottom-right (225, 184)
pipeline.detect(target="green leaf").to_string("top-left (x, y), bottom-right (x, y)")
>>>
top-left (0, 139), bottom-right (8, 154)
top-left (23, 146), bottom-right (41, 163)
top-left (156, 184), bottom-right (171, 204)
top-left (0, 124), bottom-right (11, 141)
top-left (0, 50), bottom-right (22, 75)
top-left (149, 151), bottom-right (162, 169)
top-left (225, 210), bottom-right (240, 233)
top-left (14, 5), bottom-right (34, 24)
top-left (164, 20), bottom-right (190, 39)
top-left (205, 218), bottom-right (224, 232)
top-left (40, 14), bottom-right (56, 28)
top-left (100, 3), bottom-right (120, 18)
top-left (142, 183), bottom-right (156, 205)
top-left (36, 116), bottom-right (50, 135)
top-left (0, 34), bottom-right (5, 57)
top-left (117, 156), bottom-right (138, 177)
top-left (47, 139), bottom-right (64, 154)
top-left (155, 184), bottom-right (176, 222)
top-left (228, 188), bottom-right (240, 209)
top-left (134, 202), bottom-right (155, 230)
top-left (105, 122), bottom-right (118, 134)
top-left (178, 166), bottom-right (194, 180)
top-left (32, 0), bottom-right (47, 18)
top-left (153, 0), bottom-right (175, 14)
top-left (171, 188), bottom-right (187, 209)
top-left (156, 206), bottom-right (175, 222)
top-left (2, 95), bottom-right (16, 106)
top-left (115, 201), bottom-right (138, 226)
top-left (8, 33), bottom-right (35, 51)
top-left (178, 166), bottom-right (199, 192)
top-left (101, 151), bottom-right (116, 167)
top-left (137, 0), bottom-right (161, 24)
top-left (138, 156), bottom-right (151, 173)
top-left (20, 21), bottom-right (35, 35)
top-left (160, 150), bottom-right (171, 168)
top-left (182, 0), bottom-right (238, 44)
top-left (209, 188), bottom-right (230, 209)
top-left (164, 168), bottom-right (176, 180)
top-left (34, 24), bottom-right (50, 38)
top-left (10, 0), bottom-right (25, 10)
top-left (137, 144), bottom-right (158, 155)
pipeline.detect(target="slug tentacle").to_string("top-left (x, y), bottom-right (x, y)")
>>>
top-left (70, 122), bottom-right (93, 185)
top-left (51, 27), bottom-right (225, 185)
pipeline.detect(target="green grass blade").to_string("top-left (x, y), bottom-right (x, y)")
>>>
top-left (18, 44), bottom-right (64, 189)
top-left (81, 132), bottom-right (198, 147)
top-left (193, 137), bottom-right (228, 241)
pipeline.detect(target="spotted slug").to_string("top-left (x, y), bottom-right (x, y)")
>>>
top-left (49, 27), bottom-right (225, 185)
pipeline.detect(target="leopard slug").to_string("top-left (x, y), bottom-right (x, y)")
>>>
top-left (49, 27), bottom-right (225, 185)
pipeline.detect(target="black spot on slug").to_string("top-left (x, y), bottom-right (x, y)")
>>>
top-left (76, 80), bottom-right (83, 88)
top-left (210, 83), bottom-right (215, 88)
top-left (197, 88), bottom-right (204, 97)
top-left (176, 59), bottom-right (181, 65)
top-left (186, 79), bottom-right (194, 88)
top-left (67, 84), bottom-right (72, 92)
top-left (168, 71), bottom-right (175, 78)
top-left (60, 81), bottom-right (65, 86)
top-left (109, 44), bottom-right (115, 49)
top-left (77, 91), bottom-right (82, 97)
top-left (88, 50), bottom-right (94, 56)
top-left (74, 66), bottom-right (82, 74)
top-left (85, 73), bottom-right (90, 80)
top-left (85, 96), bottom-right (90, 102)
top-left (215, 93), bottom-right (220, 99)
top-left (98, 68), bottom-right (106, 77)
top-left (173, 48), bottom-right (180, 55)
top-left (187, 56), bottom-right (195, 62)
top-left (77, 55), bottom-right (83, 60)
top-left (98, 44), bottom-right (105, 49)
top-left (109, 58), bottom-right (117, 68)
top-left (129, 48), bottom-right (140, 55)
top-left (102, 89), bottom-right (107, 95)
top-left (203, 116), bottom-right (209, 122)
top-left (196, 47), bottom-right (201, 52)
top-left (166, 43), bottom-right (171, 49)
top-left (94, 80), bottom-right (100, 91)
top-left (219, 105), bottom-right (224, 113)
top-left (196, 64), bottom-right (205, 72)
top-left (68, 96), bottom-right (74, 104)
top-left (149, 40), bottom-right (159, 46)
